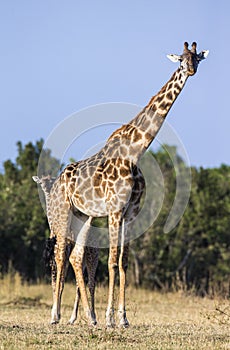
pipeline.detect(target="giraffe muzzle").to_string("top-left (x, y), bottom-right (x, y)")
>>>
top-left (187, 69), bottom-right (195, 76)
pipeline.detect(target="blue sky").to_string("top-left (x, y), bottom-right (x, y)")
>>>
top-left (0, 1), bottom-right (229, 170)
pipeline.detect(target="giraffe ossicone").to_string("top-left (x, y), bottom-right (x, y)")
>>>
top-left (34, 42), bottom-right (208, 327)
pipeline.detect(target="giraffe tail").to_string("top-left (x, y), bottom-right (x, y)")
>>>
top-left (43, 236), bottom-right (57, 275)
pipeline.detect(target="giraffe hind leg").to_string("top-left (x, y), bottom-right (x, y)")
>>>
top-left (85, 246), bottom-right (99, 324)
top-left (51, 237), bottom-right (69, 324)
top-left (42, 236), bottom-right (58, 322)
top-left (50, 211), bottom-right (73, 324)
top-left (43, 236), bottom-right (57, 275)
top-left (46, 238), bottom-right (67, 325)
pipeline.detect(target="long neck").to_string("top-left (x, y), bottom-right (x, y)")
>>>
top-left (147, 68), bottom-right (188, 116)
top-left (105, 68), bottom-right (189, 164)
top-left (131, 67), bottom-right (188, 138)
top-left (40, 183), bottom-right (52, 229)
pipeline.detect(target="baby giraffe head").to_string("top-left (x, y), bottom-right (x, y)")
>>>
top-left (32, 175), bottom-right (56, 195)
top-left (167, 42), bottom-right (209, 76)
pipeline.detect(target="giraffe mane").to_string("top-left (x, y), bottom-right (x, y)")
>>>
top-left (106, 124), bottom-right (127, 142)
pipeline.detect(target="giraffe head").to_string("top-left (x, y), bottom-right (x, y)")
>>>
top-left (32, 175), bottom-right (56, 194)
top-left (167, 42), bottom-right (209, 76)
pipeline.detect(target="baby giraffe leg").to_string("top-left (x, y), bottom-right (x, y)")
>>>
top-left (68, 246), bottom-right (98, 325)
top-left (68, 281), bottom-right (80, 324)
top-left (69, 216), bottom-right (96, 325)
top-left (51, 238), bottom-right (67, 324)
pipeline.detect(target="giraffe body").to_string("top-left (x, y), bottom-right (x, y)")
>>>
top-left (34, 42), bottom-right (208, 327)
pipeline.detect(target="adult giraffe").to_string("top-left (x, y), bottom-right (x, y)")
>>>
top-left (37, 42), bottom-right (208, 327)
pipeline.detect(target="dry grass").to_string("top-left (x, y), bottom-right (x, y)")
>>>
top-left (0, 273), bottom-right (229, 349)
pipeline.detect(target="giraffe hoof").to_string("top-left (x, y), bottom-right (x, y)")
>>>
top-left (90, 320), bottom-right (97, 327)
top-left (106, 324), bottom-right (115, 329)
top-left (67, 319), bottom-right (75, 325)
top-left (106, 320), bottom-right (116, 329)
top-left (119, 319), bottom-right (130, 328)
top-left (106, 311), bottom-right (115, 328)
top-left (50, 320), bottom-right (59, 325)
top-left (117, 310), bottom-right (129, 328)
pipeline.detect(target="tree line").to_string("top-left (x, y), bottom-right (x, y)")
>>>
top-left (0, 140), bottom-right (229, 296)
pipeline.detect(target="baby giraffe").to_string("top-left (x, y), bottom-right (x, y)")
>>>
top-left (32, 175), bottom-right (99, 325)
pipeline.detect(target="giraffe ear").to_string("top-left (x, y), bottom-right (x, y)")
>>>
top-left (32, 176), bottom-right (41, 184)
top-left (197, 50), bottom-right (209, 60)
top-left (167, 54), bottom-right (182, 63)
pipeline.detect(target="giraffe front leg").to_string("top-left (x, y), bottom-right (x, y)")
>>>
top-left (118, 241), bottom-right (130, 328)
top-left (106, 246), bottom-right (118, 327)
top-left (51, 239), bottom-right (66, 324)
top-left (106, 212), bottom-right (121, 328)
